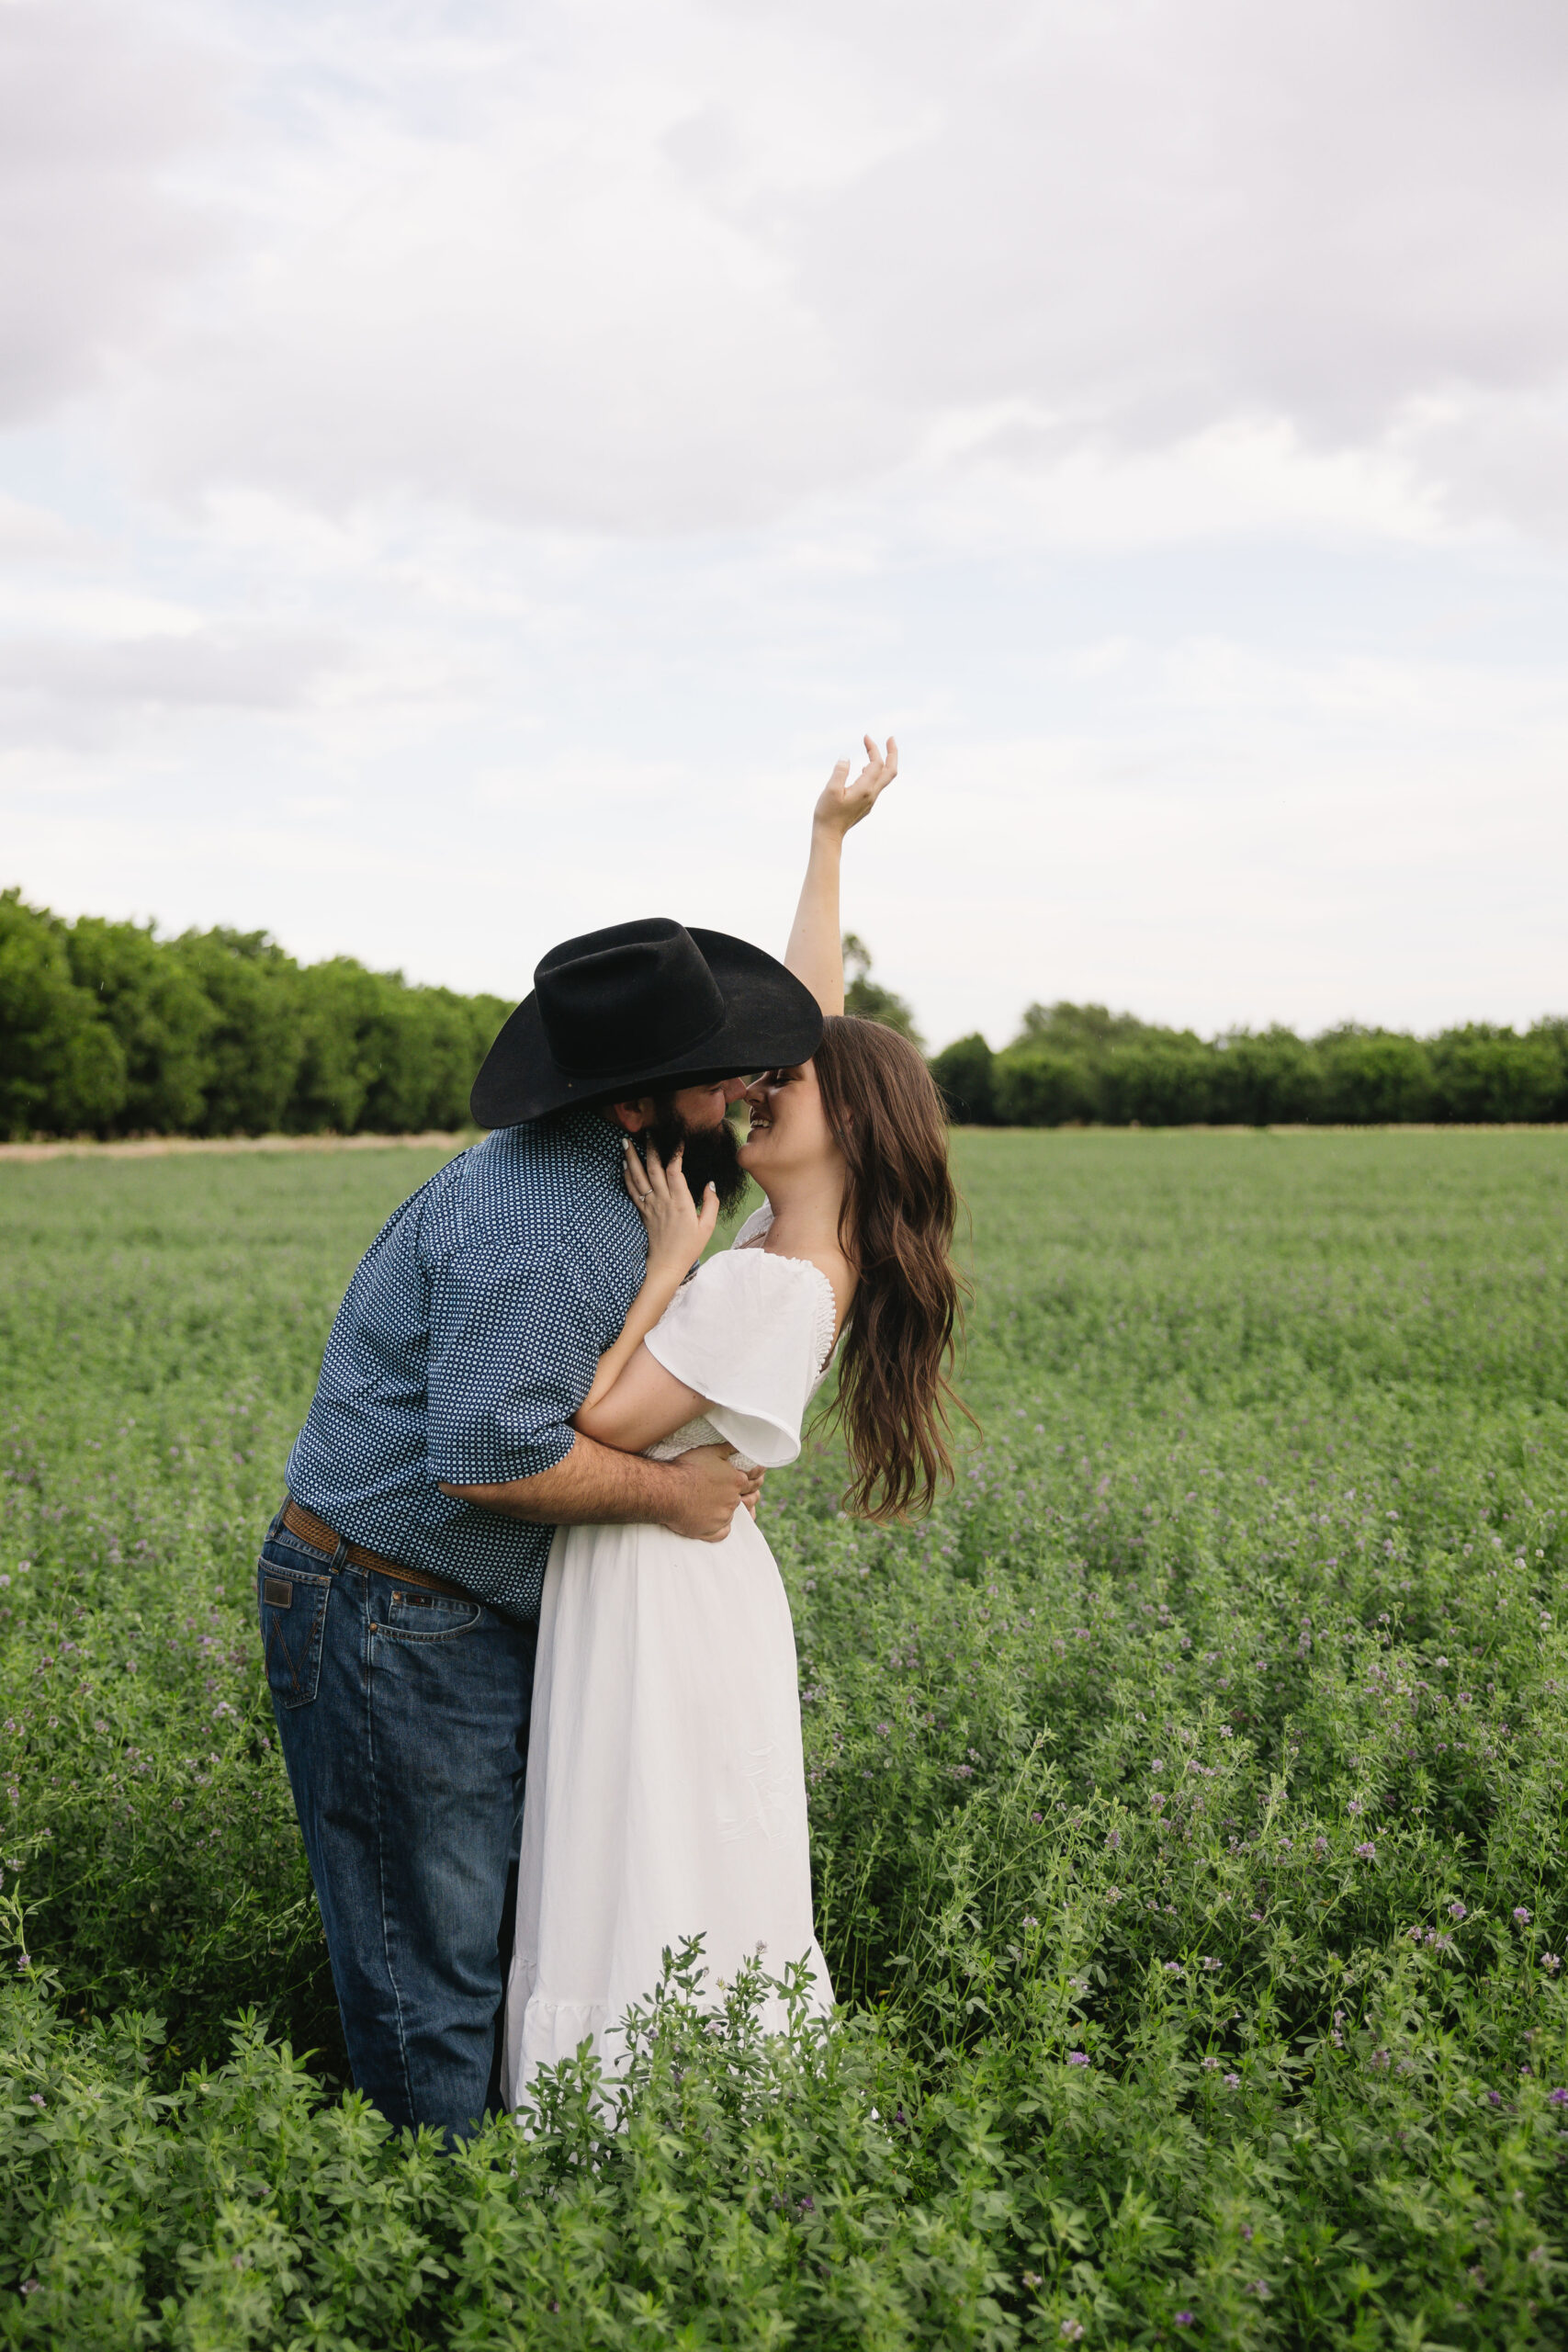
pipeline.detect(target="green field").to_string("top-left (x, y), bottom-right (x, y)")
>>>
top-left (2, 1132), bottom-right (1565, 2348)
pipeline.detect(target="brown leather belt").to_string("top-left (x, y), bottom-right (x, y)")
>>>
top-left (282, 1498), bottom-right (477, 1606)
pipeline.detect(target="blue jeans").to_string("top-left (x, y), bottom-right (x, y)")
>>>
top-left (257, 1504), bottom-right (538, 2141)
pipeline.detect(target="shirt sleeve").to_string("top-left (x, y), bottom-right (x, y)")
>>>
top-left (644, 1248), bottom-right (834, 1469)
top-left (425, 1243), bottom-right (606, 1487)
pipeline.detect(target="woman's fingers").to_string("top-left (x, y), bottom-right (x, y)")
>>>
top-left (835, 733), bottom-right (897, 826)
top-left (695, 1182), bottom-right (720, 1248)
top-left (664, 1142), bottom-right (693, 1205)
top-left (642, 1138), bottom-right (671, 1199)
top-left (622, 1138), bottom-right (651, 1213)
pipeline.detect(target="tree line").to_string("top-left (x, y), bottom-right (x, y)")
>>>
top-left (1, 889), bottom-right (509, 1141)
top-left (2, 888), bottom-right (1563, 1137)
top-left (927, 1001), bottom-right (1568, 1127)
top-left (848, 943), bottom-right (1568, 1126)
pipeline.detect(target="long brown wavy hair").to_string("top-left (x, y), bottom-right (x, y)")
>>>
top-left (811, 1014), bottom-right (967, 1519)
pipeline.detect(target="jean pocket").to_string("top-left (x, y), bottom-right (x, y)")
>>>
top-left (258, 1557), bottom-right (333, 1709)
top-left (376, 1583), bottom-right (483, 1643)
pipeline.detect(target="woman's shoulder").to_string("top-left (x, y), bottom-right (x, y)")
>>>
top-left (685, 1241), bottom-right (838, 1380)
top-left (729, 1200), bottom-right (774, 1250)
top-left (719, 1203), bottom-right (839, 1311)
top-left (692, 1238), bottom-right (824, 1301)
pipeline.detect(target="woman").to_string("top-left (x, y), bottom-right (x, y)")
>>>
top-left (502, 741), bottom-right (963, 2099)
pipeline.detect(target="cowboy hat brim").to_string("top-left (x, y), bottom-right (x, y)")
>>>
top-left (470, 929), bottom-right (825, 1127)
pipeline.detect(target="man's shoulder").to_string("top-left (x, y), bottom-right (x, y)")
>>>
top-left (423, 1116), bottom-right (629, 1265)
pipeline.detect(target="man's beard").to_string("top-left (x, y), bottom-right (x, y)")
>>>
top-left (647, 1095), bottom-right (750, 1216)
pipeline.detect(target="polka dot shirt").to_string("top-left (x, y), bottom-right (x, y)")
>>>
top-left (285, 1110), bottom-right (646, 1622)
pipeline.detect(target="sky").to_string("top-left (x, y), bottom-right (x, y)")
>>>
top-left (2, 0), bottom-right (1566, 1052)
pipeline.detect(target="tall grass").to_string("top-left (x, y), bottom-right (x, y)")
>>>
top-left (1, 1133), bottom-right (1564, 2346)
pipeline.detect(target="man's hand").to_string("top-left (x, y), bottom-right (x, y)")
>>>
top-left (660, 1442), bottom-right (762, 1542)
top-left (442, 1430), bottom-right (758, 1542)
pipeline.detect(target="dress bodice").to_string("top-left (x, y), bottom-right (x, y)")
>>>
top-left (642, 1205), bottom-right (838, 1472)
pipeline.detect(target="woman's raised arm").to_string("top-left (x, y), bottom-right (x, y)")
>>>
top-left (784, 735), bottom-right (898, 1014)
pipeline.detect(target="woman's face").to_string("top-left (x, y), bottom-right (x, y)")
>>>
top-left (739, 1060), bottom-right (839, 1186)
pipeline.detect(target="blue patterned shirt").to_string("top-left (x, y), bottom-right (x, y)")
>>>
top-left (286, 1111), bottom-right (646, 1622)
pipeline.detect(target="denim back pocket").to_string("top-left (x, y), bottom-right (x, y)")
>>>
top-left (257, 1558), bottom-right (333, 1710)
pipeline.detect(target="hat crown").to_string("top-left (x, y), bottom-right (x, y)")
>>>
top-left (535, 918), bottom-right (727, 1080)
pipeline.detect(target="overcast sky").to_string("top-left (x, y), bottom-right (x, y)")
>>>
top-left (3, 0), bottom-right (1565, 1048)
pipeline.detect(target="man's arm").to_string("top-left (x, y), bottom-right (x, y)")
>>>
top-left (442, 1430), bottom-right (759, 1543)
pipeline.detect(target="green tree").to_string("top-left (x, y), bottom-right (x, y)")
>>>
top-left (0, 890), bottom-right (126, 1137)
top-left (1314, 1028), bottom-right (1434, 1124)
top-left (172, 929), bottom-right (305, 1136)
top-left (992, 1043), bottom-right (1100, 1125)
top-left (1209, 1027), bottom-right (1318, 1125)
top-left (1099, 1035), bottom-right (1216, 1125)
top-left (1427, 1023), bottom-right (1566, 1123)
top-left (1013, 1000), bottom-right (1154, 1054)
top-left (841, 934), bottom-right (923, 1048)
top-left (65, 917), bottom-right (217, 1134)
top-left (288, 959), bottom-right (396, 1133)
top-left (360, 985), bottom-right (489, 1133)
top-left (928, 1033), bottom-right (997, 1124)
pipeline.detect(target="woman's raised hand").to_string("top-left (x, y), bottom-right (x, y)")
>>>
top-left (813, 735), bottom-right (898, 839)
top-left (623, 1136), bottom-right (719, 1279)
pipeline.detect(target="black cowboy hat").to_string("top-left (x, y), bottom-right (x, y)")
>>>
top-left (470, 916), bottom-right (825, 1128)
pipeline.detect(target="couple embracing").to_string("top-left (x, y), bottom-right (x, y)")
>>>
top-left (258, 742), bottom-right (963, 2141)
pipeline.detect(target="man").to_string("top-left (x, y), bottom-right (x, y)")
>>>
top-left (257, 915), bottom-right (822, 2139)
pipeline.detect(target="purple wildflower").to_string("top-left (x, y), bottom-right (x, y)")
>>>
top-left (1353, 1841), bottom-right (1376, 1860)
top-left (1549, 2088), bottom-right (1568, 2107)
top-left (1448, 1901), bottom-right (1467, 1921)
top-left (1174, 2315), bottom-right (1196, 2329)
top-left (1513, 1906), bottom-right (1532, 1925)
top-left (1067, 2051), bottom-right (1089, 2066)
top-left (1224, 2072), bottom-right (1241, 2089)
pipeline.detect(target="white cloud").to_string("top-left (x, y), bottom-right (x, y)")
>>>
top-left (1, 0), bottom-right (1566, 1045)
top-left (0, 0), bottom-right (218, 422)
top-left (75, 0), bottom-right (1568, 540)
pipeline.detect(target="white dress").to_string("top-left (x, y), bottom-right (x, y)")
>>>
top-left (501, 1205), bottom-right (837, 2101)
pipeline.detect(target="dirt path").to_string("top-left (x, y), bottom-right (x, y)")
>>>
top-left (0, 1132), bottom-right (470, 1164)
top-left (3, 1124), bottom-right (1562, 1166)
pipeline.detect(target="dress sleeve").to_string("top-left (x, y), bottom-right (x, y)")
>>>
top-left (644, 1248), bottom-right (835, 1468)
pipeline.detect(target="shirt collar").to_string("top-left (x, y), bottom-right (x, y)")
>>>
top-left (555, 1106), bottom-right (627, 1168)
